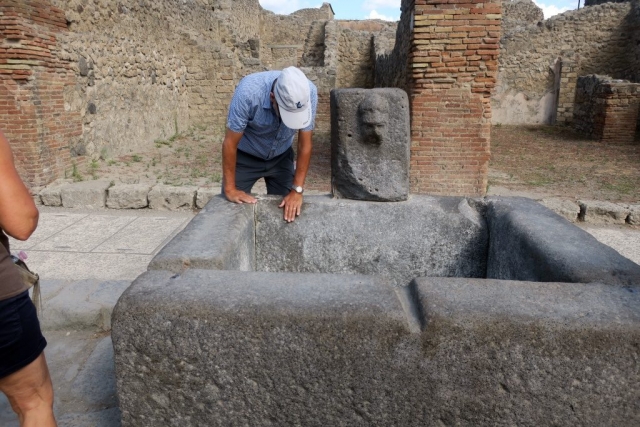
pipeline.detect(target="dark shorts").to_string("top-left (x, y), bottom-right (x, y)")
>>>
top-left (0, 291), bottom-right (47, 379)
top-left (227, 147), bottom-right (295, 196)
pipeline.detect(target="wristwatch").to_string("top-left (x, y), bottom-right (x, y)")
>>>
top-left (291, 185), bottom-right (304, 194)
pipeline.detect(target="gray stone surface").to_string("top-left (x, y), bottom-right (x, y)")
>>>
top-left (540, 197), bottom-right (580, 222)
top-left (148, 184), bottom-right (197, 210)
top-left (112, 270), bottom-right (640, 426)
top-left (40, 179), bottom-right (73, 207)
top-left (38, 279), bottom-right (130, 331)
top-left (112, 269), bottom-right (408, 427)
top-left (486, 197), bottom-right (640, 286)
top-left (579, 199), bottom-right (630, 224)
top-left (195, 186), bottom-right (221, 209)
top-left (148, 195), bottom-right (255, 273)
top-left (331, 88), bottom-right (410, 201)
top-left (256, 195), bottom-right (488, 286)
top-left (628, 204), bottom-right (640, 225)
top-left (106, 184), bottom-right (151, 209)
top-left (61, 180), bottom-right (111, 209)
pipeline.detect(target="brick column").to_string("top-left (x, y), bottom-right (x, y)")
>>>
top-left (0, 0), bottom-right (82, 188)
top-left (408, 0), bottom-right (500, 196)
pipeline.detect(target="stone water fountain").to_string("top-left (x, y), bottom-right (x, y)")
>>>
top-left (112, 89), bottom-right (640, 426)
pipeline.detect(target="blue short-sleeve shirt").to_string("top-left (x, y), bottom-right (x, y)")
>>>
top-left (227, 70), bottom-right (318, 160)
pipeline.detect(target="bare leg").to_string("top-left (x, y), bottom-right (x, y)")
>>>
top-left (0, 353), bottom-right (57, 427)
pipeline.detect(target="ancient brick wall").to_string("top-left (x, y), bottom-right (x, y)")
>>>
top-left (573, 75), bottom-right (640, 143)
top-left (494, 2), bottom-right (637, 124)
top-left (0, 0), bottom-right (81, 188)
top-left (407, 0), bottom-right (500, 196)
top-left (375, 2), bottom-right (412, 92)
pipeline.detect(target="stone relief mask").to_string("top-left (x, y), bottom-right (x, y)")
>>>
top-left (358, 93), bottom-right (389, 146)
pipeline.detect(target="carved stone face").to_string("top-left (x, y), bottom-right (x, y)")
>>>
top-left (358, 93), bottom-right (389, 146)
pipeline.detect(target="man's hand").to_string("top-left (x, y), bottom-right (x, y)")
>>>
top-left (279, 191), bottom-right (303, 222)
top-left (225, 188), bottom-right (257, 204)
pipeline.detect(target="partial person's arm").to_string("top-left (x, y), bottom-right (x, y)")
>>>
top-left (0, 130), bottom-right (39, 240)
top-left (222, 128), bottom-right (257, 204)
top-left (279, 130), bottom-right (312, 222)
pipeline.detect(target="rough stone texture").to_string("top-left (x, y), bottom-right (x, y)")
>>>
top-left (112, 270), bottom-right (640, 426)
top-left (256, 195), bottom-right (488, 286)
top-left (148, 196), bottom-right (254, 273)
top-left (148, 184), bottom-right (197, 210)
top-left (331, 89), bottom-right (410, 201)
top-left (629, 204), bottom-right (640, 225)
top-left (60, 180), bottom-right (111, 209)
top-left (579, 199), bottom-right (631, 224)
top-left (486, 197), bottom-right (640, 286)
top-left (195, 186), bottom-right (221, 209)
top-left (106, 184), bottom-right (151, 209)
top-left (540, 197), bottom-right (581, 222)
top-left (502, 0), bottom-right (544, 31)
top-left (40, 179), bottom-right (73, 207)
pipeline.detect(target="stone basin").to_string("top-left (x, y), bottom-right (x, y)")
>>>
top-left (112, 195), bottom-right (640, 426)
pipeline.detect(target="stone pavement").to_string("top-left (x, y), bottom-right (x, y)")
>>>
top-left (0, 202), bottom-right (638, 426)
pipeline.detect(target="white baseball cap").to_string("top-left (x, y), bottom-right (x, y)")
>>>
top-left (274, 67), bottom-right (312, 129)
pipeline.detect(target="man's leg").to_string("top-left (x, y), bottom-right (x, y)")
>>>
top-left (225, 149), bottom-right (264, 194)
top-left (264, 147), bottom-right (295, 196)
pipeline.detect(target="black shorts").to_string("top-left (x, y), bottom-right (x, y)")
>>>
top-left (0, 291), bottom-right (47, 379)
top-left (228, 147), bottom-right (295, 196)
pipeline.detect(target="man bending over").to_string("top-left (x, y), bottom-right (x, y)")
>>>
top-left (222, 66), bottom-right (318, 223)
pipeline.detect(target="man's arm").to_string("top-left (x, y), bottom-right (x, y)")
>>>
top-left (222, 128), bottom-right (257, 204)
top-left (279, 130), bottom-right (312, 222)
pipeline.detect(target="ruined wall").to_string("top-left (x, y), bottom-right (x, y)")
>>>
top-left (0, 0), bottom-right (81, 188)
top-left (573, 74), bottom-right (640, 143)
top-left (375, 2), bottom-right (412, 92)
top-left (408, 0), bottom-right (500, 196)
top-left (494, 2), bottom-right (637, 124)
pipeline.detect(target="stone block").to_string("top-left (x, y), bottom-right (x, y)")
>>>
top-left (195, 186), bottom-right (221, 209)
top-left (540, 197), bottom-right (580, 222)
top-left (112, 270), bottom-right (640, 426)
top-left (148, 184), bottom-right (197, 210)
top-left (40, 179), bottom-right (73, 207)
top-left (61, 180), bottom-right (111, 209)
top-left (579, 199), bottom-right (630, 224)
top-left (486, 197), bottom-right (640, 286)
top-left (628, 204), bottom-right (640, 225)
top-left (148, 195), bottom-right (254, 273)
top-left (106, 184), bottom-right (151, 209)
top-left (330, 88), bottom-right (410, 201)
top-left (256, 195), bottom-right (488, 286)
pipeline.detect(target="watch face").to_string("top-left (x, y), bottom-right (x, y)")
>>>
top-left (294, 186), bottom-right (303, 193)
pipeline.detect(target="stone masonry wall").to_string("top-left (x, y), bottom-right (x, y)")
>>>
top-left (408, 0), bottom-right (500, 196)
top-left (375, 1), bottom-right (413, 92)
top-left (573, 74), bottom-right (640, 143)
top-left (0, 0), bottom-right (82, 188)
top-left (494, 2), bottom-right (637, 124)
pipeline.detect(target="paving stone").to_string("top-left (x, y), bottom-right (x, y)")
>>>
top-left (540, 197), bottom-right (580, 222)
top-left (106, 184), bottom-right (151, 209)
top-left (61, 180), bottom-right (111, 209)
top-left (40, 179), bottom-right (73, 207)
top-left (196, 186), bottom-right (221, 209)
top-left (41, 279), bottom-right (107, 331)
top-left (578, 199), bottom-right (630, 224)
top-left (71, 337), bottom-right (117, 407)
top-left (628, 204), bottom-right (640, 225)
top-left (148, 184), bottom-right (197, 210)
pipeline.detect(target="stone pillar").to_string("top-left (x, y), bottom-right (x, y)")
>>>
top-left (0, 0), bottom-right (82, 188)
top-left (555, 58), bottom-right (579, 125)
top-left (331, 88), bottom-right (410, 201)
top-left (573, 75), bottom-right (640, 144)
top-left (408, 0), bottom-right (501, 196)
